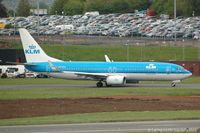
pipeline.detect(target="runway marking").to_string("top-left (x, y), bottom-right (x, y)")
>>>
top-left (33, 129), bottom-right (145, 133)
top-left (1, 120), bottom-right (199, 133)
top-left (1, 120), bottom-right (200, 128)
top-left (32, 128), bottom-right (198, 133)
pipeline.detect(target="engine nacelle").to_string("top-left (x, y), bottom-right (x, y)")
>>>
top-left (106, 75), bottom-right (126, 85)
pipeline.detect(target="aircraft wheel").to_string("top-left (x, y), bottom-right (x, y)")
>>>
top-left (96, 82), bottom-right (103, 87)
top-left (171, 82), bottom-right (176, 87)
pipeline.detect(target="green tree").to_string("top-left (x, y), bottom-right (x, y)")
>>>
top-left (16, 0), bottom-right (30, 17)
top-left (165, 0), bottom-right (173, 16)
top-left (151, 0), bottom-right (167, 15)
top-left (176, 0), bottom-right (192, 17)
top-left (64, 0), bottom-right (84, 15)
top-left (84, 0), bottom-right (148, 14)
top-left (31, 1), bottom-right (48, 9)
top-left (151, 0), bottom-right (195, 17)
top-left (50, 0), bottom-right (148, 15)
top-left (191, 0), bottom-right (200, 16)
top-left (8, 10), bottom-right (15, 17)
top-left (126, 0), bottom-right (148, 12)
top-left (110, 0), bottom-right (130, 13)
top-left (0, 0), bottom-right (7, 17)
top-left (50, 0), bottom-right (68, 15)
top-left (84, 0), bottom-right (107, 13)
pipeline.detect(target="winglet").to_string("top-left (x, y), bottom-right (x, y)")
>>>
top-left (105, 55), bottom-right (111, 62)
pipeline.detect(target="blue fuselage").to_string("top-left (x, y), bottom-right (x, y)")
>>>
top-left (26, 61), bottom-right (190, 74)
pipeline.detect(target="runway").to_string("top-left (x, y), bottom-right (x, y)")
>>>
top-left (0, 83), bottom-right (200, 90)
top-left (0, 120), bottom-right (199, 133)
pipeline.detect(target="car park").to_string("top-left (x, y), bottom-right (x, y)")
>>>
top-left (1, 12), bottom-right (200, 40)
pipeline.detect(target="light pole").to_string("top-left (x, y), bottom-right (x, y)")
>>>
top-left (192, 11), bottom-right (195, 17)
top-left (62, 11), bottom-right (65, 31)
top-left (37, 0), bottom-right (40, 36)
top-left (199, 43), bottom-right (200, 61)
top-left (125, 40), bottom-right (130, 61)
top-left (62, 11), bottom-right (65, 43)
top-left (13, 0), bottom-right (16, 39)
top-left (174, 0), bottom-right (176, 42)
top-left (140, 43), bottom-right (143, 61)
top-left (62, 11), bottom-right (65, 59)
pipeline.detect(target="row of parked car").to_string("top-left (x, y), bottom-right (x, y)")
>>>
top-left (0, 12), bottom-right (200, 39)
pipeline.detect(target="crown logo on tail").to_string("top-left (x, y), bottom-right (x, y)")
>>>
top-left (29, 44), bottom-right (36, 49)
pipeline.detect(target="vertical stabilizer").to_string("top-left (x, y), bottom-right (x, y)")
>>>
top-left (19, 28), bottom-right (62, 62)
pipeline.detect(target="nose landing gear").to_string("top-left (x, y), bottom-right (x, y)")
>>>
top-left (171, 80), bottom-right (181, 87)
top-left (171, 82), bottom-right (176, 87)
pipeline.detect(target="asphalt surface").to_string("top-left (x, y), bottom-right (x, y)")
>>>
top-left (0, 120), bottom-right (199, 133)
top-left (0, 83), bottom-right (200, 90)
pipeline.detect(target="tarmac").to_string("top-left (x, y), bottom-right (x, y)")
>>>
top-left (0, 120), bottom-right (199, 133)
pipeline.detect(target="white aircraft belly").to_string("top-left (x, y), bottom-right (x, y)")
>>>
top-left (46, 72), bottom-right (78, 79)
top-left (125, 73), bottom-right (190, 81)
top-left (44, 72), bottom-right (190, 81)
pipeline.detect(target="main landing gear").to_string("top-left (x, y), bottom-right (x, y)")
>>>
top-left (96, 81), bottom-right (112, 87)
top-left (96, 81), bottom-right (103, 87)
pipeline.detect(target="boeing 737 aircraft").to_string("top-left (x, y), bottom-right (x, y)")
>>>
top-left (19, 28), bottom-right (192, 87)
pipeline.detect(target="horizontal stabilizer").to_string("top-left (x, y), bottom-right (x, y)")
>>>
top-left (6, 61), bottom-right (37, 66)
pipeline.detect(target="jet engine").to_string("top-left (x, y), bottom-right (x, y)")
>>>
top-left (106, 75), bottom-right (126, 85)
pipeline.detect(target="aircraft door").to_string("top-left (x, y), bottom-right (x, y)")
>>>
top-left (46, 64), bottom-right (51, 73)
top-left (166, 65), bottom-right (171, 74)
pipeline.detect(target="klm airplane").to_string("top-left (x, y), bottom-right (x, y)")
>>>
top-left (19, 28), bottom-right (192, 87)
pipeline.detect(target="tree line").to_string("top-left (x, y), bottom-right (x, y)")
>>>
top-left (50, 0), bottom-right (148, 15)
top-left (151, 0), bottom-right (200, 17)
top-left (50, 0), bottom-right (200, 17)
top-left (0, 0), bottom-right (200, 17)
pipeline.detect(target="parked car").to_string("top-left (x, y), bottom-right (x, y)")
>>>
top-left (36, 73), bottom-right (49, 78)
top-left (1, 12), bottom-right (200, 39)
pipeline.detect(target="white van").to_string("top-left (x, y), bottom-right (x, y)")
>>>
top-left (5, 65), bottom-right (25, 78)
top-left (0, 65), bottom-right (25, 78)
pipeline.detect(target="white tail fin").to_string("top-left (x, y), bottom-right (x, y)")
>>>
top-left (19, 28), bottom-right (63, 62)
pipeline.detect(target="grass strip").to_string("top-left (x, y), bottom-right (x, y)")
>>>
top-left (0, 110), bottom-right (200, 126)
top-left (0, 78), bottom-right (95, 85)
top-left (0, 88), bottom-right (200, 100)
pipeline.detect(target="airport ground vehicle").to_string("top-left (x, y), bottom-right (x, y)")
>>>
top-left (5, 65), bottom-right (25, 78)
top-left (0, 65), bottom-right (25, 78)
top-left (0, 65), bottom-right (40, 78)
top-left (0, 68), bottom-right (2, 78)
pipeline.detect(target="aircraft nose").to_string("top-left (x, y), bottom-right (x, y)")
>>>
top-left (188, 72), bottom-right (192, 77)
top-left (185, 70), bottom-right (192, 78)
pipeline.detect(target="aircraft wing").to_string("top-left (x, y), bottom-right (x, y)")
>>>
top-left (63, 71), bottom-right (108, 80)
top-left (48, 61), bottom-right (112, 80)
